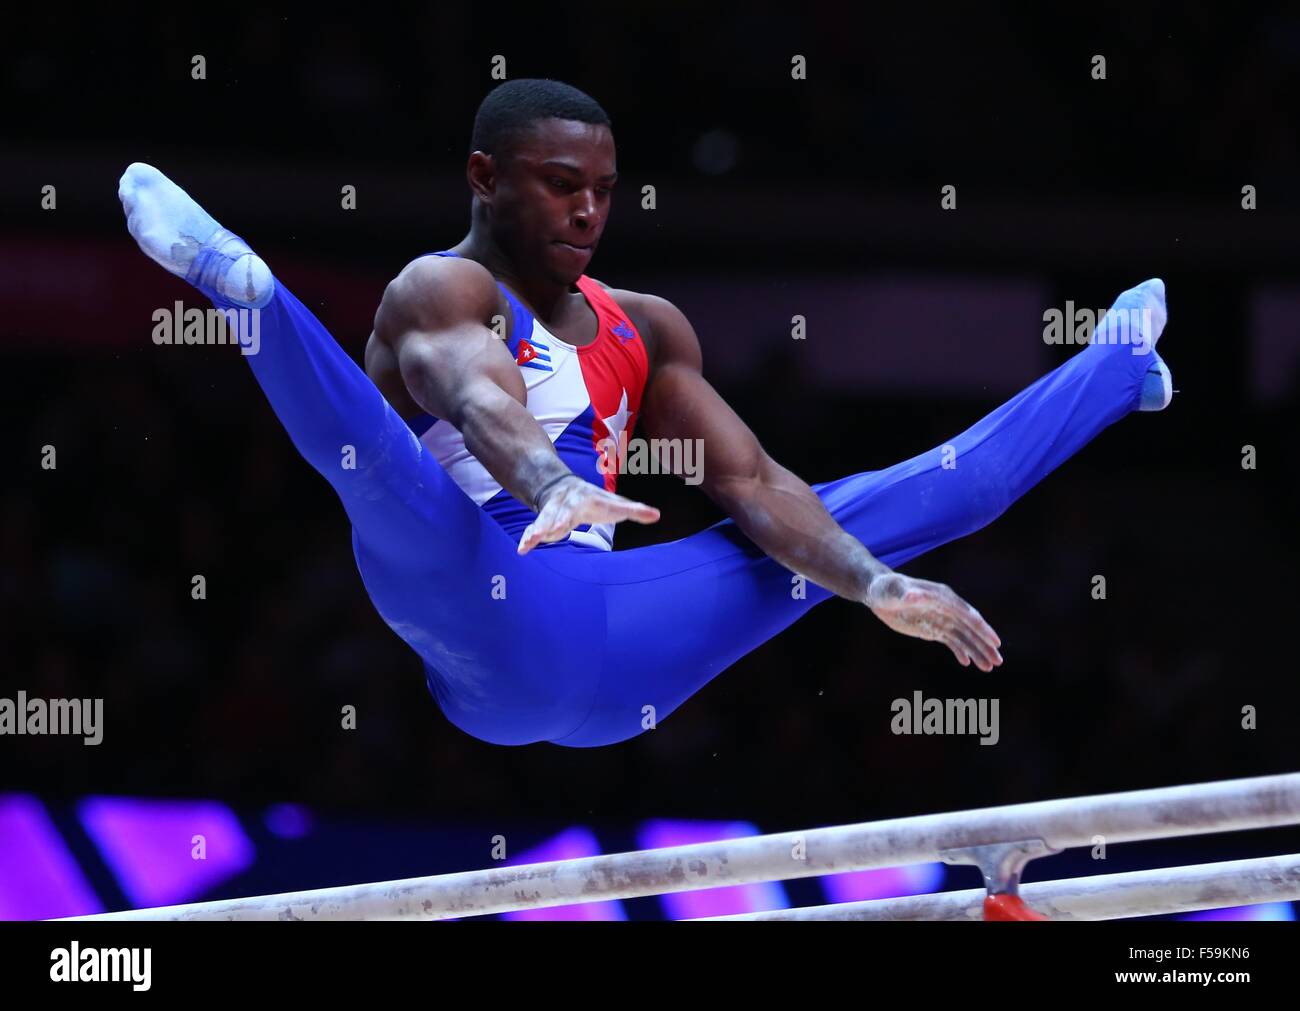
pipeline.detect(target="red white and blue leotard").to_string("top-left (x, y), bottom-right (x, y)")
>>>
top-left (409, 251), bottom-right (649, 550)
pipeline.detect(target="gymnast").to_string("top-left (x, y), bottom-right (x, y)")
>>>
top-left (117, 79), bottom-right (1172, 748)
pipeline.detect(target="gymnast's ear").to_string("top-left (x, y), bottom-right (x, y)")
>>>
top-left (466, 150), bottom-right (499, 203)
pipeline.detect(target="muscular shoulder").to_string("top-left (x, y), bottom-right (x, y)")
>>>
top-left (591, 283), bottom-right (701, 372)
top-left (375, 255), bottom-right (502, 344)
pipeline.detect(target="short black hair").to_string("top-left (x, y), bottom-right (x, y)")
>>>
top-left (470, 79), bottom-right (611, 163)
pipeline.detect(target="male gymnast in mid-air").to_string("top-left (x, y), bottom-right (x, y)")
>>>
top-left (118, 79), bottom-right (1173, 748)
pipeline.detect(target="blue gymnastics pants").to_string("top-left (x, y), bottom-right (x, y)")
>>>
top-left (193, 263), bottom-right (1154, 748)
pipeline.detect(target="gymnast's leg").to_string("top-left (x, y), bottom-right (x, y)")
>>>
top-left (546, 279), bottom-right (1169, 747)
top-left (118, 163), bottom-right (600, 744)
top-left (805, 278), bottom-right (1169, 570)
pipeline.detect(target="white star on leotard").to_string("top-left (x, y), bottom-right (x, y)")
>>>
top-left (601, 387), bottom-right (630, 446)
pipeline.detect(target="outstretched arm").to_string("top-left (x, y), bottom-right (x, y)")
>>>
top-left (638, 295), bottom-right (1003, 672)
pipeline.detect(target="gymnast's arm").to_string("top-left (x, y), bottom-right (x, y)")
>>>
top-left (637, 294), bottom-right (1003, 671)
top-left (368, 255), bottom-right (659, 553)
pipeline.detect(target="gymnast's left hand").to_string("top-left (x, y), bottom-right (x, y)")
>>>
top-left (864, 572), bottom-right (1003, 672)
top-left (517, 476), bottom-right (660, 554)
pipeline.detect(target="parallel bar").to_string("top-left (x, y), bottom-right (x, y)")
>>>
top-left (700, 854), bottom-right (1300, 921)
top-left (66, 772), bottom-right (1300, 921)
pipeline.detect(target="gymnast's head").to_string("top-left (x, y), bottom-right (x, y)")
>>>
top-left (466, 78), bottom-right (616, 284)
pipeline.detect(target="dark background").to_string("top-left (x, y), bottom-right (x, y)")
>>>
top-left (2, 5), bottom-right (1298, 845)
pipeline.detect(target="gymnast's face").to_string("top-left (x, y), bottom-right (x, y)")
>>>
top-left (482, 118), bottom-right (617, 285)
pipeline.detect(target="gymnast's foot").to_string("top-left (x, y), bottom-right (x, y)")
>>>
top-left (1138, 355), bottom-right (1174, 412)
top-left (1101, 277), bottom-right (1173, 412)
top-left (118, 162), bottom-right (275, 309)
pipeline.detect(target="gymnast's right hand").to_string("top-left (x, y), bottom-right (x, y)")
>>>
top-left (864, 572), bottom-right (1004, 672)
top-left (517, 475), bottom-right (660, 554)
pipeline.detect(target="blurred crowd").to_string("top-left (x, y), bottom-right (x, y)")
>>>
top-left (3, 6), bottom-right (1299, 828)
top-left (6, 8), bottom-right (1299, 201)
top-left (4, 342), bottom-right (1296, 826)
